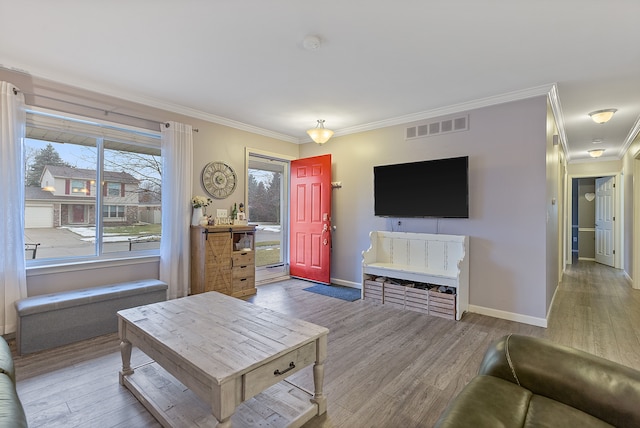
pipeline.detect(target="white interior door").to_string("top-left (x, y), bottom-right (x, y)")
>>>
top-left (595, 176), bottom-right (614, 267)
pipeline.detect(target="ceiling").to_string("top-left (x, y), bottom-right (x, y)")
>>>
top-left (1, 1), bottom-right (639, 163)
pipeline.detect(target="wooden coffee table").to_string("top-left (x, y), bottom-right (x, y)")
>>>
top-left (118, 291), bottom-right (329, 427)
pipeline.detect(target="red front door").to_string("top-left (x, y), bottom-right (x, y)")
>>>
top-left (72, 204), bottom-right (85, 223)
top-left (289, 154), bottom-right (332, 284)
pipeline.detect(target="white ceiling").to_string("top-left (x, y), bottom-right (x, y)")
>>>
top-left (1, 1), bottom-right (639, 163)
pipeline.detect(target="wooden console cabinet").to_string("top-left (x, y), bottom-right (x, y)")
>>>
top-left (190, 225), bottom-right (256, 299)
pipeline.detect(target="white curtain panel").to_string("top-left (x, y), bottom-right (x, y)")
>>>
top-left (160, 121), bottom-right (193, 299)
top-left (0, 81), bottom-right (27, 334)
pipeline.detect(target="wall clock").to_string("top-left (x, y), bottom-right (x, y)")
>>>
top-left (201, 161), bottom-right (237, 199)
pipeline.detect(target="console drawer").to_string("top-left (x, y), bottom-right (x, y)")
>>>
top-left (232, 264), bottom-right (254, 279)
top-left (243, 340), bottom-right (316, 400)
top-left (232, 251), bottom-right (255, 266)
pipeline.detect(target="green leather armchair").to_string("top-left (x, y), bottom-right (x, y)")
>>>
top-left (0, 336), bottom-right (27, 428)
top-left (435, 334), bottom-right (640, 428)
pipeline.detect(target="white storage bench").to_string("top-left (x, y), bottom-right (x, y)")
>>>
top-left (362, 231), bottom-right (469, 320)
top-left (14, 279), bottom-right (168, 355)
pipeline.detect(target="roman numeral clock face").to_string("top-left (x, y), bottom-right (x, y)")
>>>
top-left (201, 161), bottom-right (237, 199)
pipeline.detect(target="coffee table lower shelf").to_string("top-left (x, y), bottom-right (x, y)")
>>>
top-left (122, 361), bottom-right (319, 428)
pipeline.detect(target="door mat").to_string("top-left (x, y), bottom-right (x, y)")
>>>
top-left (303, 284), bottom-right (361, 302)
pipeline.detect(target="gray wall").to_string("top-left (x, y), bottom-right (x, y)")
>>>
top-left (5, 67), bottom-right (570, 324)
top-left (2, 68), bottom-right (302, 297)
top-left (623, 133), bottom-right (640, 283)
top-left (300, 96), bottom-right (553, 324)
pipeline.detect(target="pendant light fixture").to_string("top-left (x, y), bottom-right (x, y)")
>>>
top-left (588, 109), bottom-right (617, 124)
top-left (307, 120), bottom-right (334, 145)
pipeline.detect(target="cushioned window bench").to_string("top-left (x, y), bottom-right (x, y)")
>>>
top-left (14, 279), bottom-right (168, 355)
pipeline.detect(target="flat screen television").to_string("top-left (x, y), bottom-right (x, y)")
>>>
top-left (374, 156), bottom-right (469, 218)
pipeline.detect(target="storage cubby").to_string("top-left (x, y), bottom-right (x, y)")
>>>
top-left (362, 274), bottom-right (458, 319)
top-left (362, 231), bottom-right (468, 320)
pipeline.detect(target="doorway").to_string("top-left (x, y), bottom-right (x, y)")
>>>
top-left (246, 149), bottom-right (292, 284)
top-left (72, 204), bottom-right (85, 224)
top-left (570, 175), bottom-right (617, 267)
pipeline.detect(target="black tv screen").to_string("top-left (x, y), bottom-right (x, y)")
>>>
top-left (374, 156), bottom-right (469, 218)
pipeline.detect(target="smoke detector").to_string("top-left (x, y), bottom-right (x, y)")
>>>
top-left (303, 35), bottom-right (321, 51)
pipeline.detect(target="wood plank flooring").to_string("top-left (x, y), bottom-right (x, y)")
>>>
top-left (11, 261), bottom-right (640, 427)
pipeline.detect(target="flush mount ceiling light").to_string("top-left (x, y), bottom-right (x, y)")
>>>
top-left (588, 149), bottom-right (605, 158)
top-left (307, 119), bottom-right (334, 145)
top-left (588, 109), bottom-right (617, 124)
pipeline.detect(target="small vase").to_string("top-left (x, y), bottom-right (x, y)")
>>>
top-left (192, 207), bottom-right (203, 226)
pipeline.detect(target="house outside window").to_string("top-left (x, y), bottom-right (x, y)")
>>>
top-left (107, 182), bottom-right (121, 197)
top-left (23, 108), bottom-right (162, 262)
top-left (71, 179), bottom-right (88, 194)
top-left (103, 205), bottom-right (125, 218)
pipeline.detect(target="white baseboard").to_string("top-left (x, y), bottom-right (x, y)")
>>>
top-left (546, 284), bottom-right (559, 321)
top-left (623, 271), bottom-right (637, 288)
top-left (330, 278), bottom-right (362, 289)
top-left (468, 305), bottom-right (547, 328)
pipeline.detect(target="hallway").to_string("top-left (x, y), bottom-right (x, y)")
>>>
top-left (546, 261), bottom-right (640, 370)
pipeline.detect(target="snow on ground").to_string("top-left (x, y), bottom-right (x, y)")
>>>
top-left (63, 226), bottom-right (159, 243)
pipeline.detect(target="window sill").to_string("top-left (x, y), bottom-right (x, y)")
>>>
top-left (26, 253), bottom-right (160, 277)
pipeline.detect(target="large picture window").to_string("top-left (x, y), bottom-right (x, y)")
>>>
top-left (23, 109), bottom-right (162, 262)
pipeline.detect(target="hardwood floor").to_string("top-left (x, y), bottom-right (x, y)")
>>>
top-left (12, 261), bottom-right (640, 427)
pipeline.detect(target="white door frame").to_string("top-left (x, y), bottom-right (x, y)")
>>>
top-left (566, 171), bottom-right (622, 270)
top-left (245, 148), bottom-right (295, 284)
top-left (633, 158), bottom-right (640, 289)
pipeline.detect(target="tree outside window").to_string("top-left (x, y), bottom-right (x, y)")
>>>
top-left (23, 110), bottom-right (162, 261)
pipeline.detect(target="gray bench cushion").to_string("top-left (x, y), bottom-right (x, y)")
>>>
top-left (15, 279), bottom-right (168, 316)
top-left (15, 279), bottom-right (168, 355)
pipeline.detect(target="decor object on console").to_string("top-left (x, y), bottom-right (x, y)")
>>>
top-left (190, 225), bottom-right (256, 298)
top-left (362, 231), bottom-right (468, 320)
top-left (435, 334), bottom-right (640, 428)
top-left (191, 195), bottom-right (211, 226)
top-left (307, 119), bottom-right (334, 145)
top-left (201, 161), bottom-right (237, 199)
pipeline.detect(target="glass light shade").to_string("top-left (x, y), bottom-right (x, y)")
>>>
top-left (588, 109), bottom-right (617, 124)
top-left (307, 120), bottom-right (334, 144)
top-left (588, 149), bottom-right (605, 158)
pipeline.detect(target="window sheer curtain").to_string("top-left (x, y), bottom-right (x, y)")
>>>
top-left (0, 81), bottom-right (27, 334)
top-left (160, 121), bottom-right (193, 299)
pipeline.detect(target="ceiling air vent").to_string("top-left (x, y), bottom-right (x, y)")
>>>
top-left (405, 114), bottom-right (469, 140)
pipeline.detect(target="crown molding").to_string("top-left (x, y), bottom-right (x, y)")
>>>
top-left (0, 64), bottom-right (299, 143)
top-left (4, 63), bottom-right (560, 146)
top-left (619, 113), bottom-right (640, 158)
top-left (72, 87), bottom-right (300, 144)
top-left (546, 83), bottom-right (570, 160)
top-left (326, 83), bottom-right (557, 141)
